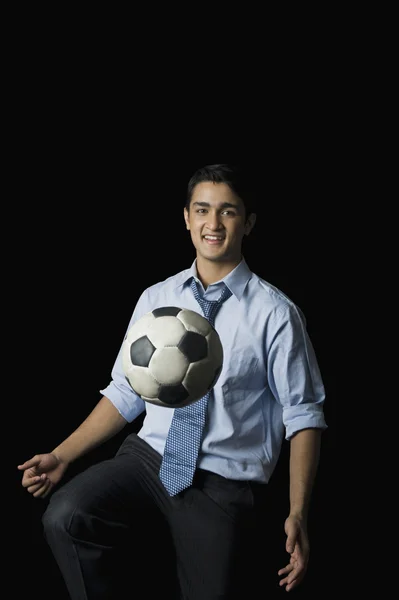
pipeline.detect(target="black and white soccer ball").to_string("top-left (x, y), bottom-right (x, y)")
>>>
top-left (121, 306), bottom-right (224, 408)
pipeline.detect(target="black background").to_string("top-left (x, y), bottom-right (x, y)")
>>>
top-left (8, 35), bottom-right (339, 597)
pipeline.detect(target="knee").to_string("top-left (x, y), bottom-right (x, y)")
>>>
top-left (42, 490), bottom-right (78, 537)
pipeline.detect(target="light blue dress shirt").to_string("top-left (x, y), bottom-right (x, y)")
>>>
top-left (100, 258), bottom-right (327, 484)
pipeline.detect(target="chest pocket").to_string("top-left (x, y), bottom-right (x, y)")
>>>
top-left (221, 351), bottom-right (261, 405)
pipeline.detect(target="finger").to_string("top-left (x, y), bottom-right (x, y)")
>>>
top-left (22, 474), bottom-right (46, 489)
top-left (285, 573), bottom-right (304, 592)
top-left (285, 563), bottom-right (307, 590)
top-left (279, 571), bottom-right (302, 591)
top-left (17, 456), bottom-right (41, 471)
top-left (278, 564), bottom-right (292, 576)
top-left (286, 565), bottom-right (303, 582)
top-left (286, 534), bottom-right (298, 555)
top-left (26, 484), bottom-right (42, 494)
top-left (22, 473), bottom-right (46, 489)
top-left (279, 574), bottom-right (289, 587)
top-left (32, 480), bottom-right (52, 498)
top-left (41, 484), bottom-right (53, 499)
top-left (26, 475), bottom-right (47, 492)
top-left (22, 476), bottom-right (40, 489)
top-left (38, 481), bottom-right (53, 499)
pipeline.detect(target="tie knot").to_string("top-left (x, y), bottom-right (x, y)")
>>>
top-left (190, 278), bottom-right (232, 325)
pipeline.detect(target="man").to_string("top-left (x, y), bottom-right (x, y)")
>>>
top-left (18, 164), bottom-right (327, 599)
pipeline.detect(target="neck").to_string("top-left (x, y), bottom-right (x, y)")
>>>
top-left (196, 255), bottom-right (241, 289)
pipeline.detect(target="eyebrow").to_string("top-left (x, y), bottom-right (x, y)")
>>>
top-left (192, 201), bottom-right (240, 210)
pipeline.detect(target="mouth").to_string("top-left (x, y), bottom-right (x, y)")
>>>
top-left (202, 235), bottom-right (225, 245)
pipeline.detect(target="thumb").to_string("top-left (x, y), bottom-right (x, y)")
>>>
top-left (17, 455), bottom-right (42, 471)
top-left (286, 534), bottom-right (296, 554)
top-left (285, 521), bottom-right (298, 554)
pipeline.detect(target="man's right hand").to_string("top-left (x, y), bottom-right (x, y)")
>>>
top-left (17, 453), bottom-right (68, 498)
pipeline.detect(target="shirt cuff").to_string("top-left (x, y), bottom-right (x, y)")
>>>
top-left (100, 382), bottom-right (146, 423)
top-left (283, 403), bottom-right (327, 440)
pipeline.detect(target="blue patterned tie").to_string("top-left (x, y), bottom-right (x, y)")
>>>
top-left (159, 278), bottom-right (232, 496)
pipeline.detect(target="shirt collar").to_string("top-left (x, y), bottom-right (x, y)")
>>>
top-left (176, 257), bottom-right (252, 301)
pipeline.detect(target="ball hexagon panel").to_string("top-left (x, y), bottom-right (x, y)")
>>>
top-left (149, 346), bottom-right (189, 385)
top-left (145, 315), bottom-right (187, 348)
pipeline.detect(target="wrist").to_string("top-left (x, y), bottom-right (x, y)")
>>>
top-left (288, 509), bottom-right (308, 522)
top-left (51, 448), bottom-right (70, 466)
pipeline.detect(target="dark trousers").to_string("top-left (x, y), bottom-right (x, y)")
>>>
top-left (42, 433), bottom-right (273, 600)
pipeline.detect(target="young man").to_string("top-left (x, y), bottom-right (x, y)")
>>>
top-left (18, 164), bottom-right (327, 599)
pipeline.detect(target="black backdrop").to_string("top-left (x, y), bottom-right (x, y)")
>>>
top-left (2, 11), bottom-right (345, 595)
top-left (12, 150), bottom-right (336, 598)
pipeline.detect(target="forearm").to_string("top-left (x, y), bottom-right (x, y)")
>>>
top-left (288, 428), bottom-right (322, 520)
top-left (52, 396), bottom-right (128, 464)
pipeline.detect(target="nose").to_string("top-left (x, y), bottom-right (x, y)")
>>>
top-left (206, 210), bottom-right (223, 230)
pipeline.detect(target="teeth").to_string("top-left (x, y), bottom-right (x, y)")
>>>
top-left (204, 236), bottom-right (223, 240)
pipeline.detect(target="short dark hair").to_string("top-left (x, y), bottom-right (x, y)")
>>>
top-left (185, 164), bottom-right (257, 219)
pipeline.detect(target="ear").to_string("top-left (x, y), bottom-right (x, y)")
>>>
top-left (184, 207), bottom-right (190, 230)
top-left (244, 212), bottom-right (256, 236)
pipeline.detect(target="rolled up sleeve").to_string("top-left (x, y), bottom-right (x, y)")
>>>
top-left (266, 304), bottom-right (328, 440)
top-left (100, 290), bottom-right (150, 423)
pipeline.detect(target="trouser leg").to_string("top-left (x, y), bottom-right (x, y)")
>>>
top-left (41, 434), bottom-right (173, 600)
top-left (170, 469), bottom-right (267, 600)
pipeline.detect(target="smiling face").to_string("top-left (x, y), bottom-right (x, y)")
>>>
top-left (184, 182), bottom-right (256, 270)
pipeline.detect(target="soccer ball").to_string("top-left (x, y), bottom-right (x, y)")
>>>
top-left (121, 306), bottom-right (224, 408)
